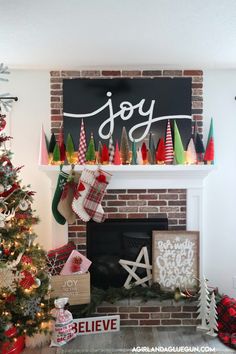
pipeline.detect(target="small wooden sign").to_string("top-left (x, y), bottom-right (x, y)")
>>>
top-left (72, 315), bottom-right (120, 336)
top-left (152, 231), bottom-right (199, 291)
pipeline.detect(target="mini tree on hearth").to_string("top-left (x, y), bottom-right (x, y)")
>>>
top-left (206, 291), bottom-right (218, 337)
top-left (204, 137), bottom-right (214, 165)
top-left (197, 276), bottom-right (210, 330)
top-left (108, 135), bottom-right (115, 164)
top-left (52, 142), bottom-right (61, 165)
top-left (120, 127), bottom-right (130, 164)
top-left (97, 141), bottom-right (103, 164)
top-left (186, 138), bottom-right (197, 164)
top-left (0, 112), bottom-right (52, 350)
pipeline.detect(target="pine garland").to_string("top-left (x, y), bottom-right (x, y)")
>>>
top-left (70, 283), bottom-right (177, 317)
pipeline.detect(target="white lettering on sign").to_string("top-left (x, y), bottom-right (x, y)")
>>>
top-left (63, 91), bottom-right (191, 142)
top-left (72, 315), bottom-right (120, 336)
top-left (156, 237), bottom-right (195, 289)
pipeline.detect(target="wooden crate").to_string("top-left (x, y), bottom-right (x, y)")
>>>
top-left (50, 272), bottom-right (90, 305)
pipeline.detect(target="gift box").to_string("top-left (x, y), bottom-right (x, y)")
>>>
top-left (1, 326), bottom-right (25, 354)
top-left (50, 272), bottom-right (90, 305)
top-left (60, 249), bottom-right (92, 275)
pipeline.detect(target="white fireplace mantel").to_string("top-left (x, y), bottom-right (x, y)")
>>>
top-left (39, 164), bottom-right (214, 189)
top-left (40, 164), bottom-right (215, 275)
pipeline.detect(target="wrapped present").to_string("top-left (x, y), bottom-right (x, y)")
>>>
top-left (46, 242), bottom-right (76, 275)
top-left (60, 250), bottom-right (91, 275)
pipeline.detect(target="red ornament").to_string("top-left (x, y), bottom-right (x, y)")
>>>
top-left (4, 248), bottom-right (10, 256)
top-left (71, 256), bottom-right (82, 273)
top-left (20, 270), bottom-right (35, 289)
top-left (21, 255), bottom-right (33, 265)
top-left (6, 294), bottom-right (16, 303)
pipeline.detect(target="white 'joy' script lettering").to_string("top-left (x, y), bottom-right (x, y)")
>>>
top-left (64, 92), bottom-right (191, 142)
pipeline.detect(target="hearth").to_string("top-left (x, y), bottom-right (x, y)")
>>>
top-left (87, 218), bottom-right (168, 289)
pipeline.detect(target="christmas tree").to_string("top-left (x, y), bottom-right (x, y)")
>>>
top-left (148, 133), bottom-right (156, 164)
top-left (101, 144), bottom-right (109, 164)
top-left (131, 140), bottom-right (137, 165)
top-left (114, 141), bottom-right (121, 165)
top-left (195, 132), bottom-right (205, 163)
top-left (48, 133), bottom-right (56, 164)
top-left (204, 137), bottom-right (214, 164)
top-left (186, 138), bottom-right (197, 164)
top-left (0, 113), bottom-right (52, 348)
top-left (165, 119), bottom-right (174, 164)
top-left (66, 133), bottom-right (76, 164)
top-left (141, 142), bottom-right (148, 164)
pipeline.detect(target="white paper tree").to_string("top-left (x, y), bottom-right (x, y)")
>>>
top-left (197, 276), bottom-right (210, 330)
top-left (206, 291), bottom-right (218, 337)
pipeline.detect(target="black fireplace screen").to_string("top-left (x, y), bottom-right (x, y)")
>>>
top-left (86, 218), bottom-right (168, 289)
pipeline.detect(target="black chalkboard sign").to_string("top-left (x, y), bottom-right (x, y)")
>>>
top-left (63, 78), bottom-right (192, 150)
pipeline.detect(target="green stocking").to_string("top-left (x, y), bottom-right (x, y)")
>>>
top-left (52, 170), bottom-right (68, 224)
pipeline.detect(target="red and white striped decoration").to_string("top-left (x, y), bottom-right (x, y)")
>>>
top-left (78, 119), bottom-right (87, 164)
top-left (165, 119), bottom-right (174, 163)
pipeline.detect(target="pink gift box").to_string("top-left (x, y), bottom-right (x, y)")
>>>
top-left (60, 250), bottom-right (91, 275)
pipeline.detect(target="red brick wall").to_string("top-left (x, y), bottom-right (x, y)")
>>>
top-left (50, 69), bottom-right (203, 139)
top-left (68, 188), bottom-right (186, 254)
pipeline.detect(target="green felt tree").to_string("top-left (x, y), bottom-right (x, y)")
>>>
top-left (174, 121), bottom-right (185, 164)
top-left (120, 127), bottom-right (130, 164)
top-left (48, 133), bottom-right (56, 154)
top-left (86, 133), bottom-right (96, 163)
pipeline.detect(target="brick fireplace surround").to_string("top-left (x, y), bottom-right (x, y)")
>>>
top-left (48, 69), bottom-right (204, 327)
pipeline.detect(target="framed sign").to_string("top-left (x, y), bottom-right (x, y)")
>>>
top-left (63, 78), bottom-right (192, 150)
top-left (152, 231), bottom-right (199, 290)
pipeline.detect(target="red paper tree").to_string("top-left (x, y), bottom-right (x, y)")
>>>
top-left (101, 144), bottom-right (109, 164)
top-left (204, 137), bottom-right (214, 163)
top-left (141, 142), bottom-right (148, 163)
top-left (156, 138), bottom-right (165, 163)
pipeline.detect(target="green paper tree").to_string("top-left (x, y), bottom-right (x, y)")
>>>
top-left (131, 140), bottom-right (137, 165)
top-left (86, 133), bottom-right (96, 163)
top-left (52, 142), bottom-right (60, 163)
top-left (174, 121), bottom-right (185, 164)
top-left (120, 127), bottom-right (130, 164)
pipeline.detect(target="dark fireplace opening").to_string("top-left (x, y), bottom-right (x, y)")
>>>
top-left (87, 218), bottom-right (168, 289)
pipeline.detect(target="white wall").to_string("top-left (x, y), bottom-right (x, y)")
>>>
top-left (2, 69), bottom-right (236, 296)
top-left (203, 70), bottom-right (236, 297)
top-left (1, 70), bottom-right (53, 250)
